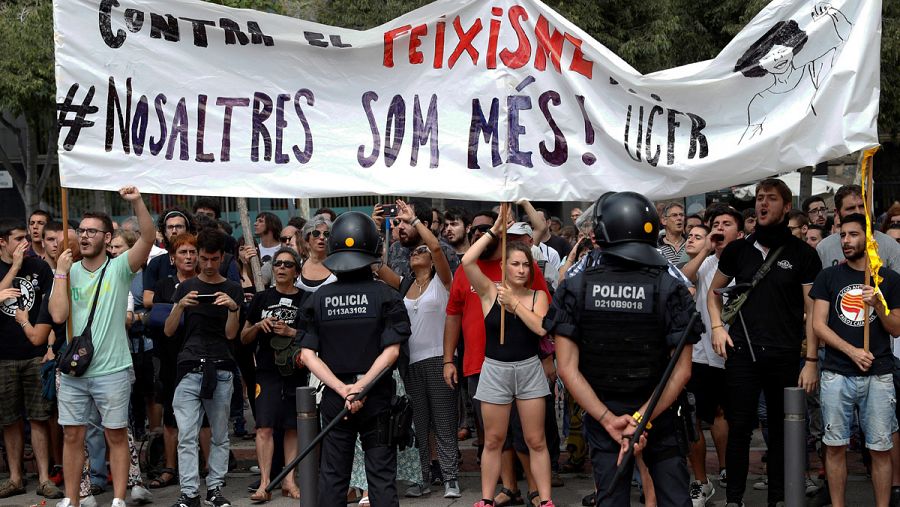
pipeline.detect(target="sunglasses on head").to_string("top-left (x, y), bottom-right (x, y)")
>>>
top-left (272, 260), bottom-right (297, 269)
top-left (310, 230), bottom-right (330, 239)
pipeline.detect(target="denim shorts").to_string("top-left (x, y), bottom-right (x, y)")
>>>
top-left (58, 368), bottom-right (131, 428)
top-left (820, 370), bottom-right (898, 451)
top-left (475, 356), bottom-right (550, 405)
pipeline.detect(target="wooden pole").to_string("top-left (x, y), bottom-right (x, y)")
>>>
top-left (236, 197), bottom-right (264, 292)
top-left (60, 188), bottom-right (73, 340)
top-left (500, 203), bottom-right (507, 345)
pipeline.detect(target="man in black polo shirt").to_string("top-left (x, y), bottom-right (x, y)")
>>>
top-left (164, 229), bottom-right (243, 507)
top-left (708, 178), bottom-right (821, 507)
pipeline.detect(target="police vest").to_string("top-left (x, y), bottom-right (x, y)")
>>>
top-left (577, 264), bottom-right (668, 397)
top-left (314, 280), bottom-right (385, 375)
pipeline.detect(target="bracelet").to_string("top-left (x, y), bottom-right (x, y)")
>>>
top-left (18, 321), bottom-right (27, 328)
top-left (632, 411), bottom-right (653, 430)
top-left (443, 361), bottom-right (454, 366)
top-left (228, 307), bottom-right (239, 313)
top-left (804, 357), bottom-right (818, 362)
top-left (409, 218), bottom-right (421, 228)
top-left (711, 324), bottom-right (724, 330)
top-left (485, 229), bottom-right (497, 239)
top-left (598, 408), bottom-right (609, 423)
top-left (54, 273), bottom-right (67, 279)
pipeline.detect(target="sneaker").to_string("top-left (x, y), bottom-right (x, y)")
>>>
top-left (170, 493), bottom-right (200, 507)
top-left (718, 468), bottom-right (728, 488)
top-left (49, 465), bottom-right (64, 486)
top-left (724, 503), bottom-right (745, 507)
top-left (690, 479), bottom-right (715, 507)
top-left (130, 485), bottom-right (154, 504)
top-left (81, 496), bottom-right (98, 507)
top-left (405, 483), bottom-right (431, 497)
top-left (805, 476), bottom-right (820, 495)
top-left (753, 476), bottom-right (768, 490)
top-left (111, 499), bottom-right (127, 507)
top-left (206, 486), bottom-right (231, 507)
top-left (56, 499), bottom-right (73, 507)
top-left (890, 485), bottom-right (900, 507)
top-left (249, 465), bottom-right (261, 474)
top-left (444, 480), bottom-right (461, 498)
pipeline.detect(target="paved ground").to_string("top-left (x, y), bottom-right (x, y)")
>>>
top-left (0, 429), bottom-right (877, 506)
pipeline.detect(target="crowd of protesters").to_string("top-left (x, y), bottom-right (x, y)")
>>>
top-left (1, 181), bottom-right (900, 507)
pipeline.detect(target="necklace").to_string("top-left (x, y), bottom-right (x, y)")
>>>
top-left (412, 277), bottom-right (429, 312)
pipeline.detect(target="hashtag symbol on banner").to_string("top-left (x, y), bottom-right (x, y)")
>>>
top-left (56, 84), bottom-right (99, 151)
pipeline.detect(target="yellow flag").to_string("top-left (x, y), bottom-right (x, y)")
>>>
top-left (860, 146), bottom-right (888, 313)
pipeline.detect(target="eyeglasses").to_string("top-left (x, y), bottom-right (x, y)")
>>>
top-left (76, 228), bottom-right (106, 238)
top-left (410, 245), bottom-right (430, 257)
top-left (165, 224), bottom-right (186, 232)
top-left (808, 207), bottom-right (828, 216)
top-left (272, 260), bottom-right (297, 269)
top-left (279, 236), bottom-right (293, 243)
top-left (666, 212), bottom-right (685, 218)
top-left (310, 230), bottom-right (330, 239)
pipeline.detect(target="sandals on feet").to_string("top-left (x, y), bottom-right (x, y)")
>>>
top-left (281, 486), bottom-right (300, 499)
top-left (358, 496), bottom-right (370, 506)
top-left (528, 490), bottom-right (541, 507)
top-left (250, 489), bottom-right (272, 503)
top-left (148, 468), bottom-right (177, 489)
top-left (0, 479), bottom-right (25, 498)
top-left (495, 487), bottom-right (525, 507)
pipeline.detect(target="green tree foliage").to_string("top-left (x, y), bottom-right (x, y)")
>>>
top-left (0, 0), bottom-right (57, 217)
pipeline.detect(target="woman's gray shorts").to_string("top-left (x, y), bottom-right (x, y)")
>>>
top-left (475, 356), bottom-right (550, 405)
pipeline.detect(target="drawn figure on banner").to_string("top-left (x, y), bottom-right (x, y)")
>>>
top-left (734, 2), bottom-right (851, 144)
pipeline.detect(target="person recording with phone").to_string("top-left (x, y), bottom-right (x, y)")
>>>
top-left (164, 228), bottom-right (244, 507)
top-left (373, 200), bottom-right (460, 280)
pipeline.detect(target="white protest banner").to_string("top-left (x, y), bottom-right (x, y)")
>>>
top-left (52, 0), bottom-right (880, 201)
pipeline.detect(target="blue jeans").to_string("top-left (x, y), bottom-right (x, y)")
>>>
top-left (173, 370), bottom-right (234, 497)
top-left (86, 408), bottom-right (108, 489)
top-left (820, 370), bottom-right (898, 451)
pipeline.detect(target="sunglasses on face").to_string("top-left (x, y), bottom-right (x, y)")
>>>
top-left (272, 260), bottom-right (297, 269)
top-left (279, 236), bottom-right (293, 243)
top-left (392, 219), bottom-right (402, 227)
top-left (310, 230), bottom-right (330, 239)
top-left (471, 224), bottom-right (491, 234)
top-left (410, 245), bottom-right (430, 257)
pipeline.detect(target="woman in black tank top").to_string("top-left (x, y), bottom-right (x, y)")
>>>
top-left (461, 204), bottom-right (555, 507)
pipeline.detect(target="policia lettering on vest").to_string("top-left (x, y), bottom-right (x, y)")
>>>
top-left (549, 192), bottom-right (703, 507)
top-left (294, 212), bottom-right (412, 507)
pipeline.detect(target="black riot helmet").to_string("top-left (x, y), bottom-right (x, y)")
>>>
top-left (593, 191), bottom-right (667, 266)
top-left (322, 211), bottom-right (382, 273)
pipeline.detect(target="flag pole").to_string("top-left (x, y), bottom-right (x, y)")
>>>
top-left (60, 187), bottom-right (73, 340)
top-left (500, 203), bottom-right (507, 345)
top-left (236, 197), bottom-right (264, 292)
top-left (863, 154), bottom-right (874, 352)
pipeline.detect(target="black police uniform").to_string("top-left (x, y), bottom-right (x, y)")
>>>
top-left (547, 192), bottom-right (701, 507)
top-left (296, 212), bottom-right (411, 507)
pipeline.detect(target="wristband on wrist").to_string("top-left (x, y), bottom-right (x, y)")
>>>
top-left (598, 408), bottom-right (609, 423)
top-left (804, 357), bottom-right (818, 362)
top-left (54, 273), bottom-right (67, 279)
top-left (443, 361), bottom-right (454, 366)
top-left (486, 229), bottom-right (497, 239)
top-left (711, 324), bottom-right (724, 330)
top-left (409, 218), bottom-right (421, 227)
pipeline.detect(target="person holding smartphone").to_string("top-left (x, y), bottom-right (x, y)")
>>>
top-left (164, 229), bottom-right (244, 507)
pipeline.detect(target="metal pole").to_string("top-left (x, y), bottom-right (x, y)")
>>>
top-left (297, 387), bottom-right (318, 507)
top-left (784, 387), bottom-right (806, 507)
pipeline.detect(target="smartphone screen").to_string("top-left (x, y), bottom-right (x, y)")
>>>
top-left (195, 294), bottom-right (217, 303)
top-left (381, 204), bottom-right (399, 217)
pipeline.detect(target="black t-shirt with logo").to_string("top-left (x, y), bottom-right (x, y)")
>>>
top-left (173, 277), bottom-right (244, 369)
top-left (246, 287), bottom-right (308, 372)
top-left (0, 257), bottom-right (53, 359)
top-left (810, 264), bottom-right (900, 376)
top-left (717, 235), bottom-right (821, 351)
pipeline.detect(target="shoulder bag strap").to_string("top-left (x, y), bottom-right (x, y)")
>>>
top-left (81, 258), bottom-right (111, 335)
top-left (749, 244), bottom-right (786, 288)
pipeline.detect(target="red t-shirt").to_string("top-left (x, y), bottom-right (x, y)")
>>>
top-left (447, 259), bottom-right (550, 376)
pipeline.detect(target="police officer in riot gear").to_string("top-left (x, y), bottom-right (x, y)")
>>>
top-left (296, 211), bottom-right (411, 507)
top-left (548, 192), bottom-right (701, 507)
